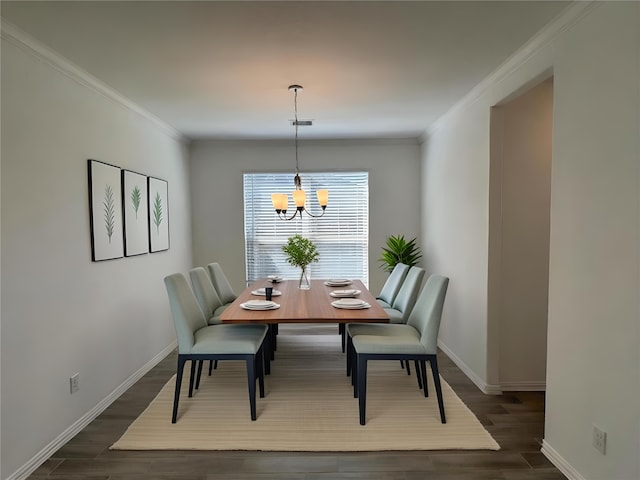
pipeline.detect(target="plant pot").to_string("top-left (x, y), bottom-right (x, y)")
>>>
top-left (298, 266), bottom-right (310, 289)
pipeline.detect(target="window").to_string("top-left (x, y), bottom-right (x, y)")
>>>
top-left (243, 172), bottom-right (369, 286)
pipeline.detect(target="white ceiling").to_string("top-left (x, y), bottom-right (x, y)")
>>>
top-left (1, 1), bottom-right (569, 140)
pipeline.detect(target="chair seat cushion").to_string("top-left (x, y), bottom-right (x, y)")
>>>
top-left (192, 324), bottom-right (267, 354)
top-left (353, 334), bottom-right (427, 355)
top-left (383, 308), bottom-right (404, 323)
top-left (346, 323), bottom-right (420, 339)
top-left (376, 299), bottom-right (392, 309)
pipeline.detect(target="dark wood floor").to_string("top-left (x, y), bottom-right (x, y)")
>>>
top-left (29, 326), bottom-right (566, 480)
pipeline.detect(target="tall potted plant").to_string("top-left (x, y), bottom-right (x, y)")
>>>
top-left (282, 234), bottom-right (319, 289)
top-left (378, 234), bottom-right (422, 273)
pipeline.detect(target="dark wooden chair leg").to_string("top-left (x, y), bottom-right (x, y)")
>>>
top-left (353, 347), bottom-right (358, 397)
top-left (246, 355), bottom-right (257, 421)
top-left (429, 356), bottom-right (446, 423)
top-left (346, 334), bottom-right (353, 376)
top-left (414, 359), bottom-right (423, 389)
top-left (269, 323), bottom-right (278, 360)
top-left (188, 360), bottom-right (197, 397)
top-left (273, 324), bottom-right (278, 353)
top-left (263, 341), bottom-right (271, 376)
top-left (339, 323), bottom-right (346, 352)
top-left (358, 355), bottom-right (368, 425)
top-left (405, 359), bottom-right (411, 375)
top-left (256, 347), bottom-right (265, 398)
top-left (208, 360), bottom-right (213, 376)
top-left (420, 360), bottom-right (429, 397)
top-left (172, 356), bottom-right (186, 423)
top-left (195, 359), bottom-right (204, 390)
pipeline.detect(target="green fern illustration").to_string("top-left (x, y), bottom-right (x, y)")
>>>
top-left (131, 185), bottom-right (141, 219)
top-left (103, 185), bottom-right (115, 243)
top-left (153, 192), bottom-right (163, 234)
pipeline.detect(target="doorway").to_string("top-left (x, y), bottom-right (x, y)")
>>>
top-left (487, 76), bottom-right (553, 391)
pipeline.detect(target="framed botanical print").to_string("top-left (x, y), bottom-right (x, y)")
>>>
top-left (122, 170), bottom-right (149, 256)
top-left (148, 176), bottom-right (169, 252)
top-left (88, 159), bottom-right (124, 261)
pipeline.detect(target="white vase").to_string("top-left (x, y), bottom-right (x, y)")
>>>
top-left (298, 266), bottom-right (310, 289)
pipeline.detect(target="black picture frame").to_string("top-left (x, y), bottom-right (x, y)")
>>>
top-left (148, 176), bottom-right (169, 252)
top-left (88, 159), bottom-right (124, 261)
top-left (122, 169), bottom-right (150, 256)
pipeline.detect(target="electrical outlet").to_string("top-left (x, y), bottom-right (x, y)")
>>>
top-left (593, 424), bottom-right (606, 455)
top-left (70, 373), bottom-right (80, 394)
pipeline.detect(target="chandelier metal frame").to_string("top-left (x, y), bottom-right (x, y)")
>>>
top-left (271, 85), bottom-right (328, 220)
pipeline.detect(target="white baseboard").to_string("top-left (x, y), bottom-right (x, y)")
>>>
top-left (437, 341), bottom-right (547, 393)
top-left (500, 381), bottom-right (546, 391)
top-left (437, 340), bottom-right (502, 394)
top-left (542, 440), bottom-right (587, 480)
top-left (7, 341), bottom-right (177, 480)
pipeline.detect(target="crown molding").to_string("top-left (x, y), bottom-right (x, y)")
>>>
top-left (422, 0), bottom-right (598, 142)
top-left (1, 19), bottom-right (188, 144)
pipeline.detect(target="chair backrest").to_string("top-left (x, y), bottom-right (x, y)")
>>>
top-left (164, 273), bottom-right (208, 354)
top-left (189, 267), bottom-right (224, 323)
top-left (377, 263), bottom-right (410, 306)
top-left (390, 266), bottom-right (425, 322)
top-left (207, 262), bottom-right (237, 305)
top-left (407, 274), bottom-right (449, 354)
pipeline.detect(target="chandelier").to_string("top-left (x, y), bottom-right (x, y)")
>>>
top-left (271, 85), bottom-right (328, 220)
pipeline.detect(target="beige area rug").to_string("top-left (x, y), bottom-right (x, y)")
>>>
top-left (111, 324), bottom-right (499, 451)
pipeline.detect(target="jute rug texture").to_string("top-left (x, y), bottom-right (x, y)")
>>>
top-left (111, 325), bottom-right (499, 451)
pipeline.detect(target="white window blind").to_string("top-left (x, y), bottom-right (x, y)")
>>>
top-left (243, 172), bottom-right (369, 287)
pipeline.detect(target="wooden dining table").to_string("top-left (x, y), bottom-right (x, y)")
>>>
top-left (220, 278), bottom-right (389, 324)
top-left (220, 278), bottom-right (388, 374)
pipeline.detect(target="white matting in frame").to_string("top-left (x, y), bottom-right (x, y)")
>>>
top-left (88, 159), bottom-right (124, 261)
top-left (148, 176), bottom-right (169, 252)
top-left (122, 169), bottom-right (149, 256)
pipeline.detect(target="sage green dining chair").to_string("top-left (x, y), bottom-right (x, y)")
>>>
top-left (207, 262), bottom-right (238, 306)
top-left (164, 272), bottom-right (268, 422)
top-left (376, 262), bottom-right (410, 308)
top-left (339, 263), bottom-right (410, 352)
top-left (384, 266), bottom-right (425, 323)
top-left (189, 267), bottom-right (227, 325)
top-left (189, 267), bottom-right (271, 375)
top-left (349, 274), bottom-right (449, 425)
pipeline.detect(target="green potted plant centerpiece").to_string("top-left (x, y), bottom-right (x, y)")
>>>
top-left (378, 234), bottom-right (422, 273)
top-left (282, 234), bottom-right (319, 289)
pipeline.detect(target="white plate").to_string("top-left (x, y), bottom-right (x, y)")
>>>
top-left (329, 289), bottom-right (361, 298)
top-left (251, 288), bottom-right (282, 297)
top-left (268, 275), bottom-right (284, 283)
top-left (324, 279), bottom-right (353, 287)
top-left (331, 300), bottom-right (370, 310)
top-left (241, 304), bottom-right (280, 311)
top-left (333, 298), bottom-right (366, 306)
top-left (240, 300), bottom-right (280, 311)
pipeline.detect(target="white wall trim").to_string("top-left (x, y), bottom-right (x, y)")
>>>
top-left (500, 381), bottom-right (546, 392)
top-left (438, 340), bottom-right (546, 393)
top-left (6, 341), bottom-right (177, 480)
top-left (421, 0), bottom-right (597, 141)
top-left (541, 440), bottom-right (588, 480)
top-left (0, 19), bottom-right (187, 144)
top-left (438, 340), bottom-right (502, 395)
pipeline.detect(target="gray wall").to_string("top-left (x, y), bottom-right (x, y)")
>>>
top-left (421, 3), bottom-right (639, 479)
top-left (189, 139), bottom-right (422, 296)
top-left (1, 29), bottom-right (193, 479)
